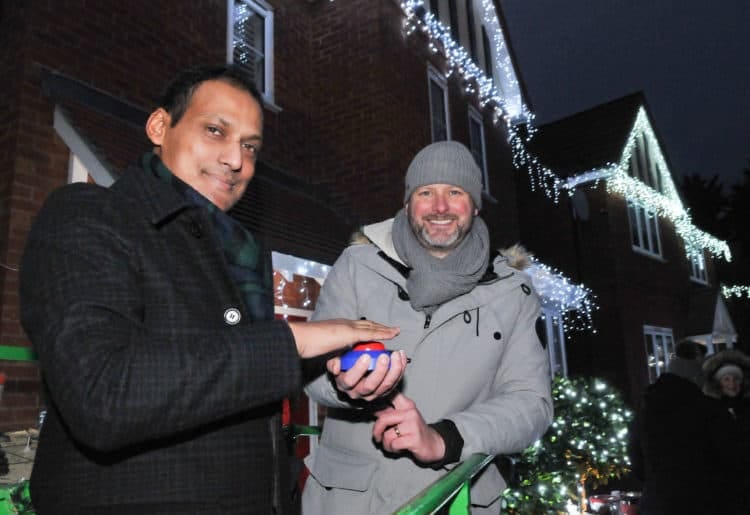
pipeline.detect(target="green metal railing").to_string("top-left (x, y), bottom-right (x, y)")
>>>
top-left (395, 453), bottom-right (494, 515)
top-left (0, 480), bottom-right (33, 515)
top-left (293, 425), bottom-right (494, 515)
top-left (0, 346), bottom-right (36, 362)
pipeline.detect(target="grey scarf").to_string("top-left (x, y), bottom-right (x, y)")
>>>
top-left (391, 208), bottom-right (490, 314)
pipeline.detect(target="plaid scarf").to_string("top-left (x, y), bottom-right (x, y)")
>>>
top-left (142, 152), bottom-right (273, 322)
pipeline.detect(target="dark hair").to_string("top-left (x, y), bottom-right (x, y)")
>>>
top-left (158, 65), bottom-right (263, 127)
top-left (675, 339), bottom-right (708, 360)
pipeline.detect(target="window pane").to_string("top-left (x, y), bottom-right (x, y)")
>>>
top-left (647, 211), bottom-right (660, 254)
top-left (645, 333), bottom-right (658, 383)
top-left (628, 203), bottom-right (640, 247)
top-left (233, 1), bottom-right (265, 92)
top-left (448, 0), bottom-right (459, 41)
top-left (429, 79), bottom-right (448, 142)
top-left (468, 116), bottom-right (486, 185)
top-left (481, 27), bottom-right (493, 79)
top-left (465, 0), bottom-right (478, 62)
top-left (628, 204), bottom-right (639, 246)
top-left (429, 0), bottom-right (440, 18)
top-left (551, 315), bottom-right (564, 376)
top-left (637, 207), bottom-right (649, 249)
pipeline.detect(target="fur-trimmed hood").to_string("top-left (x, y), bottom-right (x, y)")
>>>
top-left (351, 218), bottom-right (532, 271)
top-left (702, 349), bottom-right (750, 399)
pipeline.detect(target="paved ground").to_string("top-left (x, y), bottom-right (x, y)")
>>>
top-left (0, 430), bottom-right (36, 485)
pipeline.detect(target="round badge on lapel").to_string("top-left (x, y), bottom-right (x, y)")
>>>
top-left (224, 308), bottom-right (241, 325)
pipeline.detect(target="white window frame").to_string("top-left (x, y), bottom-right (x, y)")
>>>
top-left (627, 200), bottom-right (663, 258)
top-left (644, 325), bottom-right (675, 383)
top-left (427, 65), bottom-right (451, 142)
top-left (689, 250), bottom-right (708, 284)
top-left (468, 105), bottom-right (490, 195)
top-left (227, 0), bottom-right (275, 105)
top-left (628, 132), bottom-right (662, 192)
top-left (541, 308), bottom-right (568, 378)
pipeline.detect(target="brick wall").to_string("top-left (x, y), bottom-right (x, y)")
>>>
top-left (0, 0), bottom-right (230, 430)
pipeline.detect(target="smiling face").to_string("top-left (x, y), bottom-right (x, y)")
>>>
top-left (145, 79), bottom-right (263, 211)
top-left (407, 183), bottom-right (477, 258)
top-left (719, 374), bottom-right (742, 398)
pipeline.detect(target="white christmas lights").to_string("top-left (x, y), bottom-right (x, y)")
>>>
top-left (527, 259), bottom-right (598, 334)
top-left (400, 2), bottom-right (731, 264)
top-left (722, 284), bottom-right (750, 299)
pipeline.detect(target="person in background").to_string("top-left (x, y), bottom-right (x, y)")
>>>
top-left (627, 339), bottom-right (726, 515)
top-left (302, 140), bottom-right (553, 514)
top-left (702, 348), bottom-right (750, 515)
top-left (18, 64), bottom-right (398, 514)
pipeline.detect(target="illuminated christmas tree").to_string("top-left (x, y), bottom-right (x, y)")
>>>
top-left (502, 376), bottom-right (633, 514)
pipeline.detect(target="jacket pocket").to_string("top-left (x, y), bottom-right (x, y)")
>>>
top-left (304, 445), bottom-right (379, 492)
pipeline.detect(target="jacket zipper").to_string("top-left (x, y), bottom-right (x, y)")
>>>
top-left (424, 313), bottom-right (432, 329)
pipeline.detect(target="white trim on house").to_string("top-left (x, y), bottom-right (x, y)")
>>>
top-left (54, 107), bottom-right (116, 186)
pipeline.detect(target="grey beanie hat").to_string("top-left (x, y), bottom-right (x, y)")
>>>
top-left (404, 141), bottom-right (483, 209)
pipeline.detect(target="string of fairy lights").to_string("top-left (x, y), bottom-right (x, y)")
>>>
top-left (722, 285), bottom-right (750, 300)
top-left (527, 260), bottom-right (597, 333)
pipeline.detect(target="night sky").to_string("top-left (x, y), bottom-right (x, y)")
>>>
top-left (500, 0), bottom-right (750, 190)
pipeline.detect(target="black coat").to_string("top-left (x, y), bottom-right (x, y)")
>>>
top-left (19, 164), bottom-right (301, 513)
top-left (628, 373), bottom-right (728, 515)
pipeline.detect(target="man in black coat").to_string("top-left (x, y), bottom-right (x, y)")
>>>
top-left (628, 341), bottom-right (726, 515)
top-left (18, 65), bottom-right (401, 514)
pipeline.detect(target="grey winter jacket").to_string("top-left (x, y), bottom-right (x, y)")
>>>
top-left (302, 219), bottom-right (553, 514)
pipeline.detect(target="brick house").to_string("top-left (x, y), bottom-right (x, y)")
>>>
top-left (0, 0), bottom-right (733, 445)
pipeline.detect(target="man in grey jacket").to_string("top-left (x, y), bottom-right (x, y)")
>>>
top-left (302, 141), bottom-right (553, 514)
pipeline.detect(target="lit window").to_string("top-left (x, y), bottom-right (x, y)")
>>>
top-left (228, 0), bottom-right (274, 102)
top-left (427, 66), bottom-right (450, 142)
top-left (628, 201), bottom-right (662, 257)
top-left (644, 326), bottom-right (674, 382)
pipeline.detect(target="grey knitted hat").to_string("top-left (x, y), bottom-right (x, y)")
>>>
top-left (404, 141), bottom-right (483, 209)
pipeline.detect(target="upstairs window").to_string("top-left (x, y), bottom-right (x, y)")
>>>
top-left (481, 26), bottom-right (495, 82)
top-left (429, 0), bottom-right (440, 18)
top-left (468, 106), bottom-right (489, 194)
top-left (448, 0), bottom-right (460, 41)
top-left (644, 326), bottom-right (674, 383)
top-left (228, 0), bottom-right (274, 103)
top-left (427, 66), bottom-right (450, 142)
top-left (690, 250), bottom-right (708, 284)
top-left (628, 132), bottom-right (663, 192)
top-left (465, 0), bottom-right (478, 63)
top-left (628, 201), bottom-right (662, 257)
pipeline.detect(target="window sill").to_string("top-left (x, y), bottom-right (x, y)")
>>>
top-left (631, 246), bottom-right (666, 262)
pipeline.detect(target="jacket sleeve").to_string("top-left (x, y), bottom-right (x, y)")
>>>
top-left (19, 185), bottom-right (301, 452)
top-left (448, 285), bottom-right (553, 458)
top-left (303, 248), bottom-right (363, 408)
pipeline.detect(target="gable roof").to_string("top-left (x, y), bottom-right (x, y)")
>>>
top-left (686, 288), bottom-right (737, 344)
top-left (525, 93), bottom-right (645, 177)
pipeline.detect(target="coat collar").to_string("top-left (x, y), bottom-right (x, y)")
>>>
top-left (113, 162), bottom-right (194, 226)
